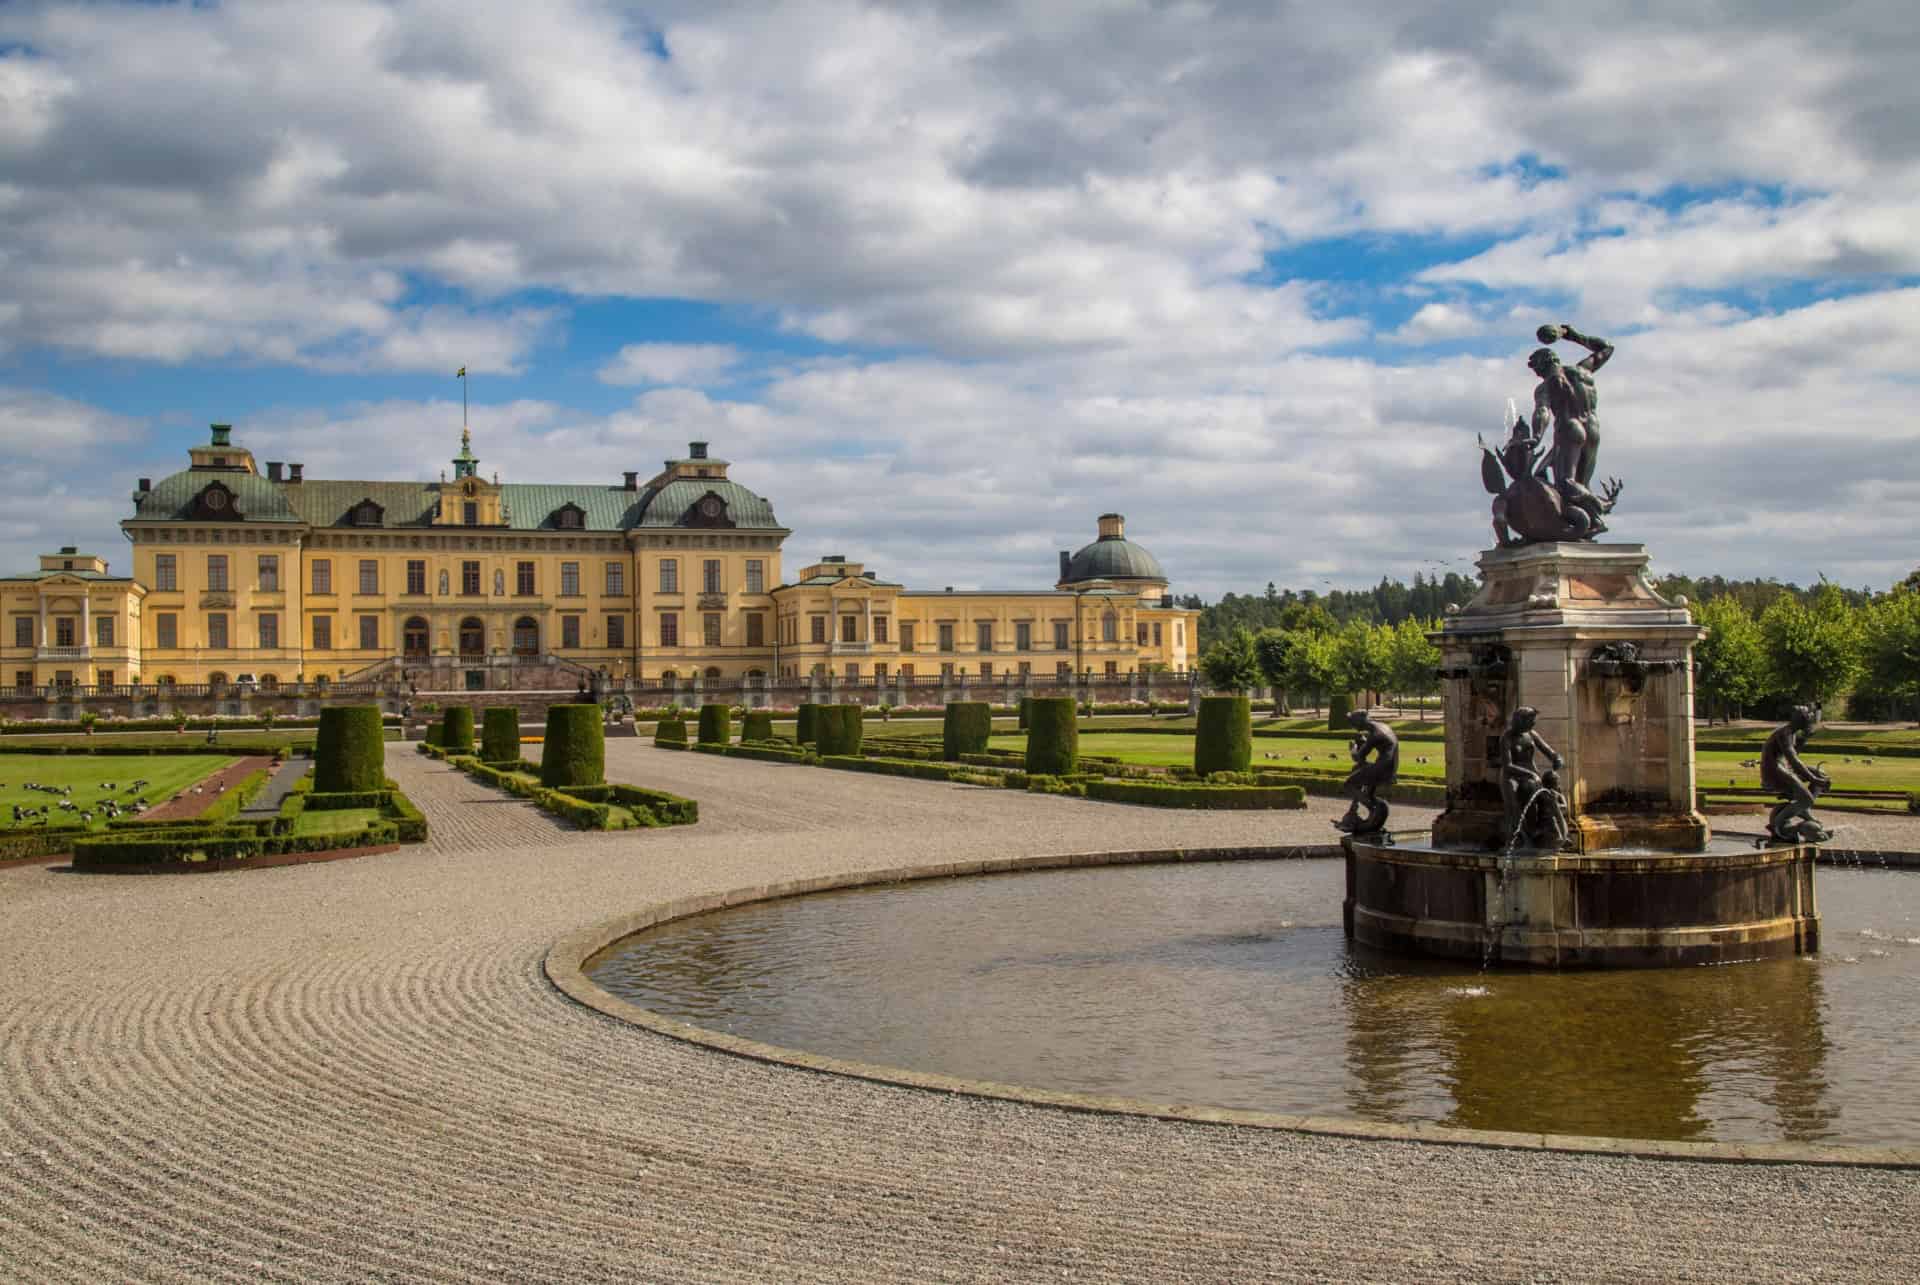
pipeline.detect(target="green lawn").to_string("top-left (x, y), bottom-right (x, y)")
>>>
top-left (291, 806), bottom-right (384, 837)
top-left (1, 753), bottom-right (236, 830)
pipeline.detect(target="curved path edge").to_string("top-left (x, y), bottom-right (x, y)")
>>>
top-left (546, 842), bottom-right (1920, 1172)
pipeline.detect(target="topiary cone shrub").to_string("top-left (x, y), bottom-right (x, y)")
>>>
top-left (697, 703), bottom-right (732, 745)
top-left (1326, 691), bottom-right (1352, 732)
top-left (741, 711), bottom-right (774, 742)
top-left (314, 705), bottom-right (384, 792)
top-left (1025, 697), bottom-right (1079, 776)
top-left (480, 707), bottom-right (521, 764)
top-left (943, 701), bottom-right (992, 761)
top-left (541, 704), bottom-right (605, 788)
top-left (440, 705), bottom-right (475, 754)
top-left (1194, 695), bottom-right (1252, 776)
top-left (796, 703), bottom-right (819, 745)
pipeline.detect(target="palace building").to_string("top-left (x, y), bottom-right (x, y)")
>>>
top-left (2, 423), bottom-right (1197, 695)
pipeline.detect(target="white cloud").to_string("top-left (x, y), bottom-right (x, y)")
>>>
top-left (598, 343), bottom-right (742, 386)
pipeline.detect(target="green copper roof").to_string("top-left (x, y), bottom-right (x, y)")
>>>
top-left (634, 479), bottom-right (781, 529)
top-left (1061, 535), bottom-right (1167, 584)
top-left (132, 470), bottom-right (302, 523)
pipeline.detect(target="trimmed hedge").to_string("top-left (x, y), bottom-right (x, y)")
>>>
top-left (654, 715), bottom-right (688, 746)
top-left (942, 702), bottom-right (992, 761)
top-left (815, 704), bottom-right (865, 757)
top-left (0, 739), bottom-right (301, 757)
top-left (1326, 692), bottom-right (1352, 732)
top-left (819, 755), bottom-right (992, 785)
top-left (796, 703), bottom-right (820, 745)
top-left (541, 704), bottom-right (605, 788)
top-left (0, 824), bottom-right (89, 861)
top-left (481, 708), bottom-right (521, 764)
top-left (196, 769), bottom-right (273, 823)
top-left (1083, 779), bottom-right (1307, 810)
top-left (692, 742), bottom-right (813, 765)
top-left (1017, 696), bottom-right (1031, 731)
top-left (1194, 695), bottom-right (1252, 776)
top-left (741, 711), bottom-right (774, 742)
top-left (440, 706), bottom-right (475, 754)
top-left (697, 703), bottom-right (732, 746)
top-left (1025, 697), bottom-right (1079, 776)
top-left (315, 705), bottom-right (385, 792)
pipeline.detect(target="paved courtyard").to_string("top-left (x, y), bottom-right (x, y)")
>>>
top-left (2, 742), bottom-right (1915, 1283)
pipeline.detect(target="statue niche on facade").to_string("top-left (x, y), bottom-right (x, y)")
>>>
top-left (1498, 706), bottom-right (1572, 852)
top-left (1334, 709), bottom-right (1399, 837)
top-left (1762, 704), bottom-right (1833, 844)
top-left (1480, 323), bottom-right (1623, 547)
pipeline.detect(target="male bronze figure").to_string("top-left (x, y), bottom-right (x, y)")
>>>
top-left (1529, 322), bottom-right (1614, 532)
top-left (1498, 706), bottom-right (1572, 851)
top-left (1334, 708), bottom-right (1399, 837)
top-left (1762, 704), bottom-right (1833, 844)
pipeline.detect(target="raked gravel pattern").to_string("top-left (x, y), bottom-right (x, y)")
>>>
top-left (2, 742), bottom-right (1917, 1283)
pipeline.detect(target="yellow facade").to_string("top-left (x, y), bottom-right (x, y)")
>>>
top-left (3, 423), bottom-right (1199, 693)
top-left (0, 549), bottom-right (144, 692)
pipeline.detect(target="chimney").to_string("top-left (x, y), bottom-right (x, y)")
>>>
top-left (622, 470), bottom-right (638, 491)
top-left (688, 441), bottom-right (709, 460)
top-left (60, 545), bottom-right (77, 555)
top-left (1059, 550), bottom-right (1072, 581)
top-left (1097, 513), bottom-right (1124, 540)
top-left (288, 462), bottom-right (304, 483)
top-left (137, 478), bottom-right (152, 494)
top-left (266, 461), bottom-right (284, 482)
top-left (209, 423), bottom-right (233, 447)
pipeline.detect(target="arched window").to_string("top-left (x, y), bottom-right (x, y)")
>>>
top-left (207, 671), bottom-right (228, 689)
top-left (659, 670), bottom-right (678, 690)
top-left (459, 618), bottom-right (485, 657)
top-left (404, 617), bottom-right (430, 658)
top-left (704, 666), bottom-right (722, 682)
top-left (157, 674), bottom-right (177, 690)
top-left (258, 674), bottom-right (279, 692)
top-left (512, 616), bottom-right (539, 657)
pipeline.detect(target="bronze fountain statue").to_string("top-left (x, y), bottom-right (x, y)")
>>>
top-left (1333, 709), bottom-right (1398, 838)
top-left (1480, 323), bottom-right (1623, 546)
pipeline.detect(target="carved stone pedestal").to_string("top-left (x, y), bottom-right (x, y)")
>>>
top-left (1430, 542), bottom-right (1708, 854)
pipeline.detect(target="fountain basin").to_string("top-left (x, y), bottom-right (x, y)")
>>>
top-left (1343, 832), bottom-right (1820, 967)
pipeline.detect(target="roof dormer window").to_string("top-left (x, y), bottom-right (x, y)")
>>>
top-left (553, 503), bottom-right (585, 530)
top-left (351, 499), bottom-right (385, 527)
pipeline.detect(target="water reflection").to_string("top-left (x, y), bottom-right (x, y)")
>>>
top-left (587, 863), bottom-right (1920, 1146)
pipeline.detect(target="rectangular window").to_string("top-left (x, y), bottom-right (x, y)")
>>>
top-left (1154, 622), bottom-right (1163, 646)
top-left (359, 560), bottom-right (378, 595)
top-left (1176, 622), bottom-right (1184, 646)
top-left (659, 559), bottom-right (678, 593)
top-left (1056, 661), bottom-right (1071, 677)
top-left (1102, 614), bottom-right (1118, 643)
top-left (516, 561), bottom-right (535, 595)
top-left (561, 616), bottom-right (580, 649)
top-left (704, 613), bottom-right (722, 647)
top-left (155, 554), bottom-right (177, 591)
top-left (938, 623), bottom-right (955, 652)
top-left (703, 559), bottom-right (722, 594)
top-left (258, 554), bottom-right (279, 591)
top-left (940, 662), bottom-right (954, 678)
top-left (258, 614), bottom-right (278, 650)
top-left (206, 613), bottom-right (228, 649)
top-left (95, 669), bottom-right (113, 690)
top-left (312, 559), bottom-right (332, 594)
top-left (899, 622), bottom-right (914, 652)
top-left (156, 613), bottom-right (177, 649)
top-left (1105, 661), bottom-right (1119, 677)
top-left (207, 555), bottom-right (229, 592)
top-left (463, 501), bottom-right (478, 526)
top-left (980, 661), bottom-right (993, 678)
top-left (561, 562), bottom-right (580, 596)
top-left (605, 562), bottom-right (625, 596)
top-left (606, 614), bottom-right (625, 648)
top-left (811, 615), bottom-right (826, 644)
top-left (95, 615), bottom-right (113, 647)
top-left (900, 663), bottom-right (914, 681)
top-left (1019, 661), bottom-right (1031, 676)
top-left (13, 617), bottom-right (30, 647)
top-left (1053, 621), bottom-right (1070, 650)
top-left (359, 615), bottom-right (378, 651)
top-left (976, 622), bottom-right (993, 652)
top-left (660, 613), bottom-right (679, 647)
top-left (312, 616), bottom-right (332, 650)
top-left (462, 561), bottom-right (481, 595)
top-left (841, 615), bottom-right (858, 643)
top-left (874, 663), bottom-right (888, 681)
top-left (55, 618), bottom-right (74, 647)
top-left (845, 663), bottom-right (860, 681)
top-left (13, 671), bottom-right (31, 693)
top-left (1138, 623), bottom-right (1149, 645)
top-left (1016, 622), bottom-right (1032, 651)
top-left (405, 560), bottom-right (426, 595)
top-left (873, 615), bottom-right (889, 644)
top-left (746, 613), bottom-right (764, 647)
top-left (746, 560), bottom-right (764, 595)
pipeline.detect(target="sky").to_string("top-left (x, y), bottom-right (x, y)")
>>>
top-left (2, 0), bottom-right (1917, 599)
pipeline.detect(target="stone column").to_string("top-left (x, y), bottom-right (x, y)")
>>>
top-left (81, 593), bottom-right (91, 653)
top-left (40, 595), bottom-right (49, 648)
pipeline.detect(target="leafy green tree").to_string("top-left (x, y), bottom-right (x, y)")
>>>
top-left (1285, 629), bottom-right (1339, 712)
top-left (1199, 626), bottom-right (1262, 694)
top-left (1332, 619), bottom-right (1393, 707)
top-left (1861, 589), bottom-right (1920, 724)
top-left (1254, 628), bottom-right (1303, 714)
top-left (1758, 584), bottom-right (1862, 707)
top-left (1692, 596), bottom-right (1768, 724)
top-left (1387, 617), bottom-right (1442, 720)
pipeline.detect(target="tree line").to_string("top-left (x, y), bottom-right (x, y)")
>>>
top-left (1198, 617), bottom-right (1444, 717)
top-left (1690, 580), bottom-right (1920, 723)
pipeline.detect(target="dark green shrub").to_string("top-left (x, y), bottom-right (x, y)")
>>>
top-left (1194, 695), bottom-right (1252, 777)
top-left (314, 705), bottom-right (384, 792)
top-left (1025, 697), bottom-right (1078, 776)
top-left (942, 702), bottom-right (992, 760)
top-left (481, 708), bottom-right (521, 763)
top-left (796, 703), bottom-right (820, 744)
top-left (1909, 792), bottom-right (1920, 816)
top-left (1017, 696), bottom-right (1031, 731)
top-left (813, 704), bottom-right (845, 756)
top-left (697, 703), bottom-right (732, 745)
top-left (1326, 691), bottom-right (1352, 732)
top-left (540, 704), bottom-right (605, 788)
top-left (741, 711), bottom-right (774, 742)
top-left (1083, 780), bottom-right (1307, 809)
top-left (654, 716), bottom-right (688, 745)
top-left (837, 704), bottom-right (864, 756)
top-left (440, 706), bottom-right (475, 754)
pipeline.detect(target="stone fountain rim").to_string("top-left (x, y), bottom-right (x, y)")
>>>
top-left (543, 843), bottom-right (1920, 1171)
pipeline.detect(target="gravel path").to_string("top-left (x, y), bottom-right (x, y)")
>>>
top-left (1, 742), bottom-right (1915, 1283)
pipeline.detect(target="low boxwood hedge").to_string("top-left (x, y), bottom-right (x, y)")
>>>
top-left (481, 708), bottom-right (521, 764)
top-left (0, 824), bottom-right (89, 861)
top-left (1083, 779), bottom-right (1307, 810)
top-left (817, 755), bottom-right (999, 786)
top-left (691, 742), bottom-right (813, 765)
top-left (697, 703), bottom-right (732, 745)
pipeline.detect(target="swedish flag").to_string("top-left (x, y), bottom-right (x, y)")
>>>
top-left (456, 366), bottom-right (466, 378)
